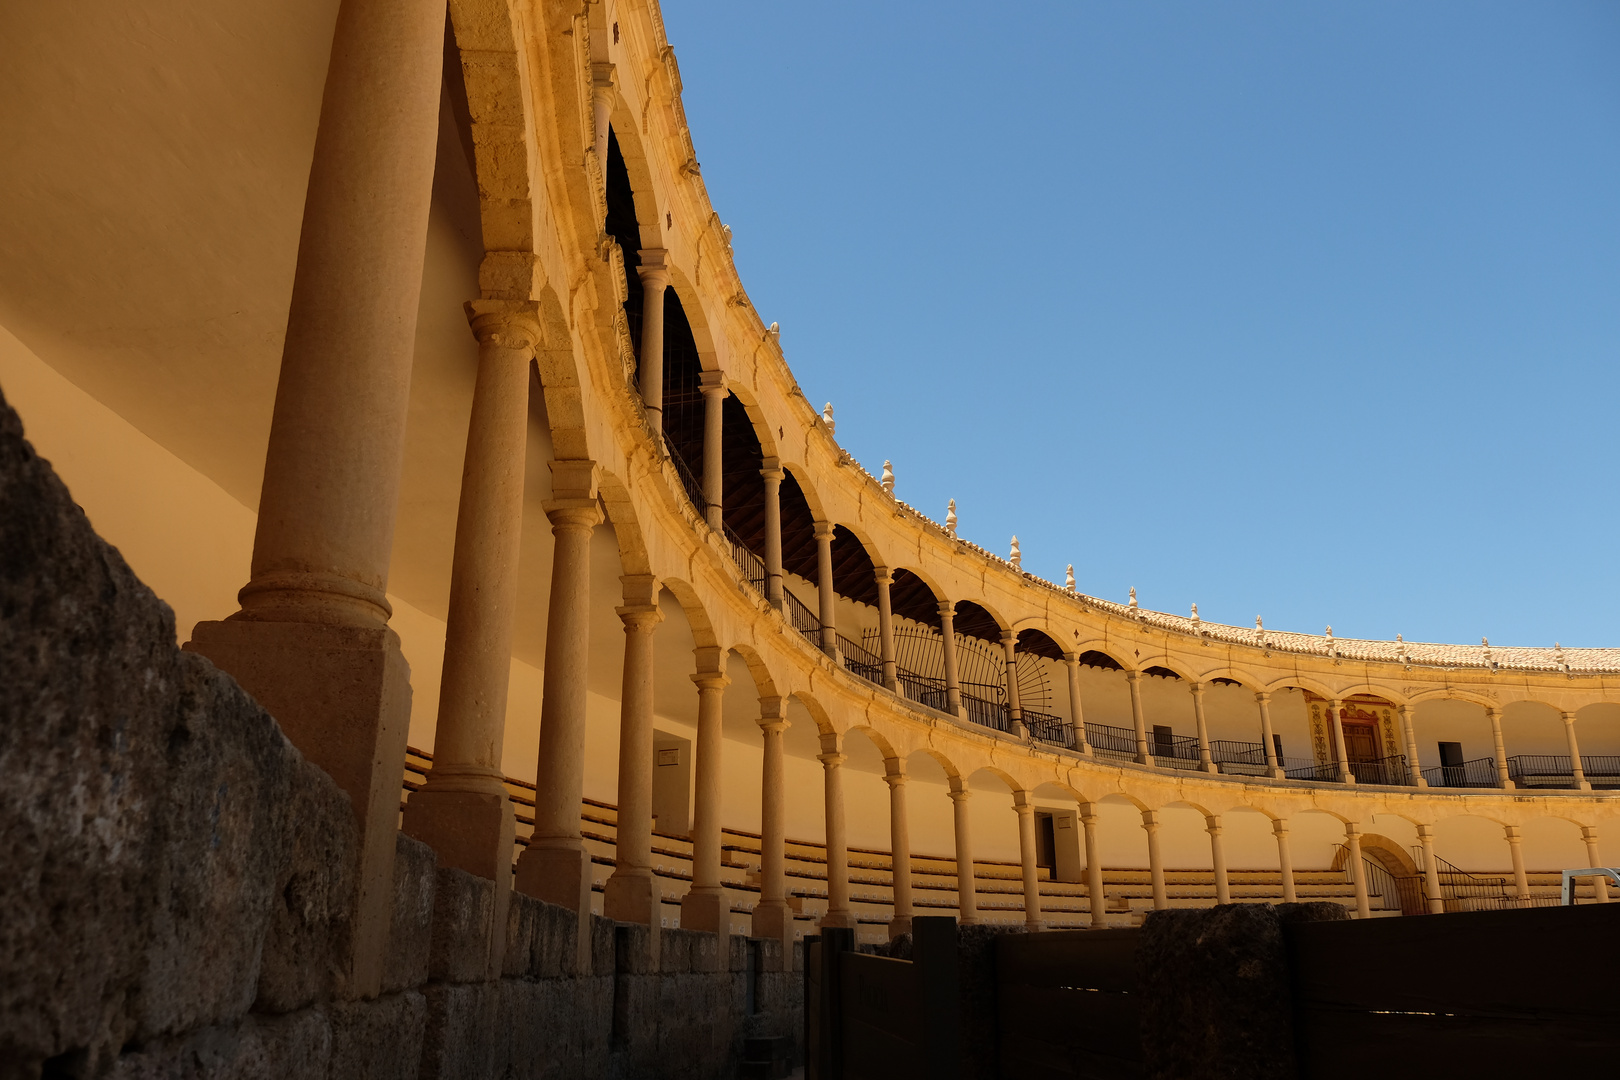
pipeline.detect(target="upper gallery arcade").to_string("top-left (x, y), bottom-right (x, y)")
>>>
top-left (1, 0), bottom-right (1615, 970)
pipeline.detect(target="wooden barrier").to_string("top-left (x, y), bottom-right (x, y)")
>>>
top-left (996, 930), bottom-right (1141, 1080)
top-left (1287, 903), bottom-right (1620, 1078)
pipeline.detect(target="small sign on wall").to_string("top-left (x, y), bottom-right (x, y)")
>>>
top-left (657, 748), bottom-right (681, 767)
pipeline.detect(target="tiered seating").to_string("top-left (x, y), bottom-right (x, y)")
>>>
top-left (402, 749), bottom-right (1463, 939)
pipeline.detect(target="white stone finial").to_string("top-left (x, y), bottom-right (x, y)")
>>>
top-left (881, 460), bottom-right (894, 496)
top-left (1396, 633), bottom-right (1403, 642)
top-left (1128, 587), bottom-right (1138, 611)
top-left (1009, 536), bottom-right (1021, 570)
top-left (945, 498), bottom-right (957, 538)
top-left (1190, 603), bottom-right (1200, 625)
top-left (1482, 636), bottom-right (1490, 648)
top-left (1065, 564), bottom-right (1076, 592)
top-left (767, 321), bottom-right (780, 341)
top-left (1255, 616), bottom-right (1263, 631)
top-left (1324, 626), bottom-right (1333, 642)
top-left (822, 402), bottom-right (835, 436)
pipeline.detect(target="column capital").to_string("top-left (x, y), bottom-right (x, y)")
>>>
top-left (1582, 825), bottom-right (1601, 841)
top-left (937, 600), bottom-right (956, 620)
top-left (1126, 669), bottom-right (1142, 684)
top-left (1327, 697), bottom-right (1344, 708)
top-left (591, 61), bottom-right (615, 91)
top-left (1416, 821), bottom-right (1436, 840)
top-left (1140, 809), bottom-right (1160, 830)
top-left (1189, 680), bottom-right (1205, 696)
top-left (1061, 650), bottom-right (1079, 666)
top-left (818, 730), bottom-right (844, 756)
top-left (615, 605), bottom-right (663, 632)
top-left (465, 298), bottom-right (542, 351)
top-left (1503, 824), bottom-right (1522, 841)
top-left (546, 458), bottom-right (600, 503)
top-left (545, 503), bottom-right (602, 532)
top-left (948, 778), bottom-right (971, 801)
top-left (817, 752), bottom-right (847, 768)
top-left (1011, 790), bottom-right (1037, 813)
top-left (812, 520), bottom-right (837, 542)
top-left (759, 456), bottom-right (783, 482)
top-left (999, 629), bottom-right (1016, 647)
top-left (698, 369), bottom-right (728, 396)
top-left (635, 249), bottom-right (670, 289)
top-left (1255, 690), bottom-right (1272, 704)
top-left (1204, 814), bottom-right (1223, 834)
top-left (882, 761), bottom-right (907, 787)
top-left (691, 671), bottom-right (731, 693)
top-left (756, 695), bottom-right (787, 734)
top-left (1485, 705), bottom-right (1503, 720)
top-left (873, 566), bottom-right (894, 586)
top-left (1563, 710), bottom-right (1579, 723)
top-left (618, 573), bottom-right (660, 609)
top-left (1271, 818), bottom-right (1289, 836)
top-left (1344, 821), bottom-right (1362, 839)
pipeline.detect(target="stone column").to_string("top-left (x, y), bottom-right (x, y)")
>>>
top-left (1582, 826), bottom-right (1610, 903)
top-left (604, 578), bottom-right (664, 934)
top-left (698, 370), bottom-right (726, 531)
top-left (1563, 711), bottom-right (1592, 791)
top-left (760, 459), bottom-right (784, 609)
top-left (1190, 681), bottom-right (1215, 773)
top-left (1486, 707), bottom-right (1514, 789)
top-left (1273, 819), bottom-right (1297, 903)
top-left (1082, 806), bottom-right (1108, 928)
top-left (752, 698), bottom-right (793, 954)
top-left (884, 759), bottom-right (913, 938)
top-left (1142, 810), bottom-right (1167, 910)
top-left (1014, 792), bottom-right (1044, 929)
top-left (1505, 825), bottom-right (1531, 902)
top-left (590, 63), bottom-right (615, 190)
top-left (1417, 823), bottom-right (1444, 914)
top-left (635, 250), bottom-right (670, 427)
top-left (1400, 704), bottom-right (1426, 786)
top-left (1000, 631), bottom-right (1024, 735)
top-left (874, 567), bottom-right (898, 691)
top-left (1256, 692), bottom-right (1283, 779)
top-left (1328, 698), bottom-right (1354, 785)
top-left (1063, 652), bottom-right (1091, 755)
top-left (813, 520), bottom-right (838, 656)
top-left (819, 732), bottom-right (855, 929)
top-left (681, 655), bottom-right (730, 936)
top-left (1206, 814), bottom-right (1230, 904)
top-left (182, 0), bottom-right (446, 996)
top-left (514, 465), bottom-right (603, 963)
top-left (1345, 823), bottom-right (1370, 918)
top-left (1128, 671), bottom-right (1150, 764)
top-left (939, 602), bottom-right (963, 716)
top-left (950, 782), bottom-right (979, 924)
top-left (401, 302), bottom-right (540, 976)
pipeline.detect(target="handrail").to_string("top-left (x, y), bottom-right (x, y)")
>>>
top-left (1346, 754), bottom-right (1411, 787)
top-left (661, 432), bottom-right (707, 516)
top-left (1021, 709), bottom-right (1075, 751)
top-left (1421, 757), bottom-right (1501, 789)
top-left (1562, 868), bottom-right (1620, 905)
top-left (782, 588), bottom-right (822, 640)
top-left (722, 522), bottom-right (767, 594)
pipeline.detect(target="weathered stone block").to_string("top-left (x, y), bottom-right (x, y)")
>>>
top-left (1138, 903), bottom-right (1298, 1080)
top-left (589, 914), bottom-right (617, 978)
top-left (107, 1008), bottom-right (332, 1079)
top-left (429, 868), bottom-right (493, 985)
top-left (327, 990), bottom-right (426, 1080)
top-left (419, 982), bottom-right (499, 1080)
top-left (255, 759), bottom-right (358, 1013)
top-left (0, 388), bottom-right (298, 1071)
top-left (384, 833), bottom-right (437, 994)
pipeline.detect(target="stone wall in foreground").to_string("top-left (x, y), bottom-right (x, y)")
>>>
top-left (0, 385), bottom-right (801, 1079)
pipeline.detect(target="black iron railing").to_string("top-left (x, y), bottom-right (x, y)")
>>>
top-left (1285, 760), bottom-right (1343, 783)
top-left (838, 633), bottom-right (883, 686)
top-left (961, 691), bottom-right (1009, 733)
top-left (1151, 730), bottom-right (1203, 771)
top-left (1210, 739), bottom-right (1272, 776)
top-left (1508, 754), bottom-right (1620, 788)
top-left (1021, 709), bottom-right (1075, 750)
top-left (723, 523), bottom-right (766, 594)
top-left (1421, 757), bottom-right (1501, 789)
top-left (1347, 754), bottom-right (1411, 786)
top-left (783, 588), bottom-right (822, 642)
top-left (896, 670), bottom-right (950, 712)
top-left (1085, 721), bottom-right (1140, 760)
top-left (662, 432), bottom-right (706, 516)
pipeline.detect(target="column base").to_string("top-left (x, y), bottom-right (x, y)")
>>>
top-left (680, 886), bottom-right (731, 934)
top-left (1576, 780), bottom-right (1594, 792)
top-left (1201, 761), bottom-right (1218, 774)
top-left (604, 867), bottom-right (660, 925)
top-left (819, 908), bottom-right (858, 930)
top-left (887, 915), bottom-right (912, 940)
top-left (186, 617), bottom-right (412, 998)
top-left (514, 840), bottom-right (594, 972)
top-left (752, 900), bottom-right (794, 966)
top-left (1010, 721), bottom-right (1029, 740)
top-left (402, 785), bottom-right (515, 979)
top-left (1267, 767), bottom-right (1286, 780)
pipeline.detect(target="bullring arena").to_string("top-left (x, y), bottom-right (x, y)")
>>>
top-left (1, 0), bottom-right (1613, 1075)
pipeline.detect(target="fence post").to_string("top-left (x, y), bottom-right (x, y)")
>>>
top-left (914, 916), bottom-right (962, 1080)
top-left (807, 927), bottom-right (854, 1080)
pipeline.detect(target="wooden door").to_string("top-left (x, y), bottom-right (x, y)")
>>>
top-left (1342, 720), bottom-right (1379, 762)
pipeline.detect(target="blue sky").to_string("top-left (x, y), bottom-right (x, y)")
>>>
top-left (659, 1), bottom-right (1620, 646)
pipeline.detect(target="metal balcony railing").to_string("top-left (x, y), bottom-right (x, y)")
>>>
top-left (783, 588), bottom-right (822, 642)
top-left (1151, 731), bottom-right (1204, 771)
top-left (1421, 757), bottom-right (1502, 789)
top-left (662, 433), bottom-right (706, 516)
top-left (961, 691), bottom-right (1009, 733)
top-left (722, 523), bottom-right (766, 594)
top-left (1347, 754), bottom-right (1411, 786)
top-left (1285, 760), bottom-right (1343, 783)
top-left (1021, 709), bottom-right (1075, 751)
top-left (838, 633), bottom-right (883, 687)
top-left (1083, 721), bottom-right (1141, 760)
top-left (1508, 754), bottom-right (1620, 788)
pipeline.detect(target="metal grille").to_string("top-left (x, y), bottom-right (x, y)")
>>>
top-left (783, 588), bottom-right (822, 641)
top-left (838, 633), bottom-right (883, 686)
top-left (1421, 756), bottom-right (1500, 789)
top-left (1347, 754), bottom-right (1411, 786)
top-left (723, 523), bottom-right (766, 594)
top-left (662, 432), bottom-right (706, 516)
top-left (1022, 709), bottom-right (1075, 750)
